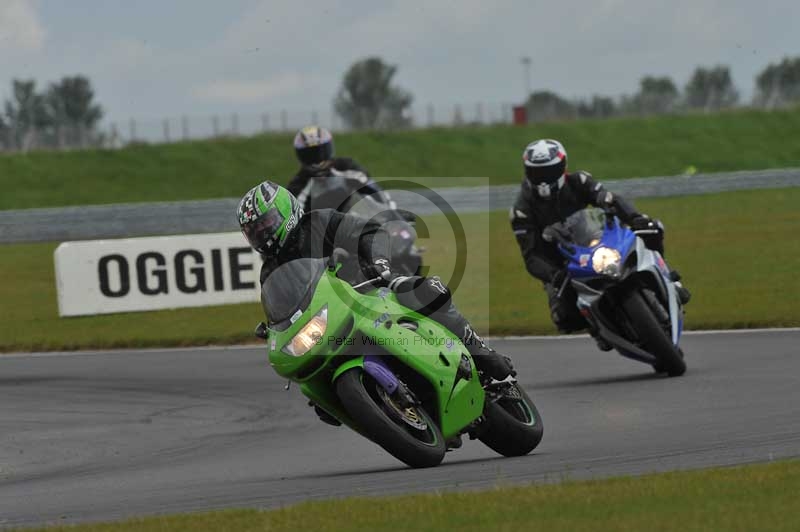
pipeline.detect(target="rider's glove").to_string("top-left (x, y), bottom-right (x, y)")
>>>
top-left (542, 224), bottom-right (571, 243)
top-left (629, 214), bottom-right (656, 231)
top-left (598, 190), bottom-right (615, 210)
top-left (372, 258), bottom-right (396, 284)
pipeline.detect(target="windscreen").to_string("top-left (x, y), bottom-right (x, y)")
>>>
top-left (564, 208), bottom-right (606, 247)
top-left (261, 258), bottom-right (325, 326)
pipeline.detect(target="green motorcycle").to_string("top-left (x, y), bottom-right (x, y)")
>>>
top-left (256, 250), bottom-right (543, 468)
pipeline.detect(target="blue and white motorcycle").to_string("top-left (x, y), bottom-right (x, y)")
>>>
top-left (543, 207), bottom-right (687, 376)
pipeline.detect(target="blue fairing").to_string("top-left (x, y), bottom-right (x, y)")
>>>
top-left (561, 217), bottom-right (636, 278)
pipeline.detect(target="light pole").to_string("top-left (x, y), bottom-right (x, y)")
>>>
top-left (521, 56), bottom-right (532, 101)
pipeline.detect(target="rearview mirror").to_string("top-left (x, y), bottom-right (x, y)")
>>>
top-left (254, 321), bottom-right (269, 340)
top-left (327, 248), bottom-right (350, 271)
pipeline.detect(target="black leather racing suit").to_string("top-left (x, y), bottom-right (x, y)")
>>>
top-left (287, 158), bottom-right (394, 213)
top-left (260, 209), bottom-right (508, 378)
top-left (510, 171), bottom-right (659, 332)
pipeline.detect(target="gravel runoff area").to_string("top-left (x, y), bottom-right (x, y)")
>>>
top-left (1, 167), bottom-right (799, 243)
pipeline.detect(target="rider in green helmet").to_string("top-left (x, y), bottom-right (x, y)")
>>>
top-left (238, 181), bottom-right (304, 254)
top-left (238, 181), bottom-right (516, 424)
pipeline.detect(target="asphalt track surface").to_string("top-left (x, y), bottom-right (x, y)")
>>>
top-left (1, 329), bottom-right (799, 527)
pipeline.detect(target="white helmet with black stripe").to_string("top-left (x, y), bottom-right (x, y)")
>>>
top-left (523, 139), bottom-right (568, 199)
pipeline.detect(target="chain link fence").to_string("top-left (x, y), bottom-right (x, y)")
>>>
top-left (0, 102), bottom-right (517, 153)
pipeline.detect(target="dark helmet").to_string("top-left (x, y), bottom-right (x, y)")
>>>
top-left (293, 125), bottom-right (334, 168)
top-left (523, 139), bottom-right (568, 198)
top-left (237, 181), bottom-right (303, 254)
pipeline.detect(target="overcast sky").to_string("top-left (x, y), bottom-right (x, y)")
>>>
top-left (1, 0), bottom-right (798, 126)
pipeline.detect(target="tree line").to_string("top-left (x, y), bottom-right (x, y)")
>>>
top-left (2, 55), bottom-right (799, 151)
top-left (525, 66), bottom-right (740, 121)
top-left (336, 56), bottom-right (800, 128)
top-left (0, 76), bottom-right (103, 151)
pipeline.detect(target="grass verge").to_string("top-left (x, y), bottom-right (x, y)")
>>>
top-left (20, 460), bottom-right (800, 532)
top-left (2, 107), bottom-right (800, 210)
top-left (1, 187), bottom-right (798, 352)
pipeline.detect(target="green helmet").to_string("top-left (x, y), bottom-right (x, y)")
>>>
top-left (237, 181), bottom-right (303, 254)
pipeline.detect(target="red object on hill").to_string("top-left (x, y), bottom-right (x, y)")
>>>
top-left (513, 105), bottom-right (527, 125)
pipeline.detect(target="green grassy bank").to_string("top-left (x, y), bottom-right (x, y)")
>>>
top-left (1, 188), bottom-right (798, 352)
top-left (2, 107), bottom-right (800, 210)
top-left (20, 460), bottom-right (800, 532)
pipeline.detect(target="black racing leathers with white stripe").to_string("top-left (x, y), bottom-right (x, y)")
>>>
top-left (509, 171), bottom-right (640, 284)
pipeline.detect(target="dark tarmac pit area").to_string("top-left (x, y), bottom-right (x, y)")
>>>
top-left (1, 330), bottom-right (799, 527)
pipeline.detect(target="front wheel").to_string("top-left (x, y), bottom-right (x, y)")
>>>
top-left (336, 369), bottom-right (445, 468)
top-left (621, 290), bottom-right (686, 377)
top-left (478, 383), bottom-right (544, 457)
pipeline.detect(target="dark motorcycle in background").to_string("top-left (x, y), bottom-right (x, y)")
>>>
top-left (302, 168), bottom-right (423, 276)
top-left (543, 207), bottom-right (687, 376)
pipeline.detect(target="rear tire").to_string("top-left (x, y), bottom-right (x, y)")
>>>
top-left (478, 383), bottom-right (544, 457)
top-left (336, 369), bottom-right (445, 468)
top-left (621, 290), bottom-right (686, 377)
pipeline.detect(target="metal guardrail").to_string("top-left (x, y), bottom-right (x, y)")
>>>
top-left (1, 168), bottom-right (799, 244)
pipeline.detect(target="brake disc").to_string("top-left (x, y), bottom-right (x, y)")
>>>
top-left (376, 386), bottom-right (428, 430)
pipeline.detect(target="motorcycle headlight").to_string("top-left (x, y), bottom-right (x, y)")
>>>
top-left (592, 247), bottom-right (622, 277)
top-left (282, 305), bottom-right (328, 357)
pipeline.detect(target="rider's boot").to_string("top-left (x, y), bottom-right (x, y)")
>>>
top-left (463, 324), bottom-right (516, 381)
top-left (591, 333), bottom-right (614, 352)
top-left (675, 282), bottom-right (691, 305)
top-left (309, 401), bottom-right (341, 426)
top-left (586, 323), bottom-right (613, 351)
top-left (669, 270), bottom-right (691, 304)
top-left (445, 435), bottom-right (463, 451)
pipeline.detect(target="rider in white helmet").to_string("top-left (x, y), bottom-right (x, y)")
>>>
top-left (510, 139), bottom-right (690, 350)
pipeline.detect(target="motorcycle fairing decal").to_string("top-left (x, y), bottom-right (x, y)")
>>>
top-left (290, 309), bottom-right (303, 324)
top-left (373, 312), bottom-right (390, 328)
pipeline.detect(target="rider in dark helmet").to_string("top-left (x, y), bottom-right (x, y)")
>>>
top-left (510, 139), bottom-right (690, 350)
top-left (288, 126), bottom-right (395, 213)
top-left (239, 181), bottom-right (515, 423)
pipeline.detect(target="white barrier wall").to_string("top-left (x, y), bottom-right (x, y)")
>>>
top-left (54, 232), bottom-right (261, 317)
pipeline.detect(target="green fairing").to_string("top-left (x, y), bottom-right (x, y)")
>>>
top-left (266, 270), bottom-right (485, 440)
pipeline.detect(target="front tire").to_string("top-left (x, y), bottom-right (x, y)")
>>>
top-left (621, 290), bottom-right (686, 377)
top-left (336, 369), bottom-right (445, 468)
top-left (478, 383), bottom-right (544, 457)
